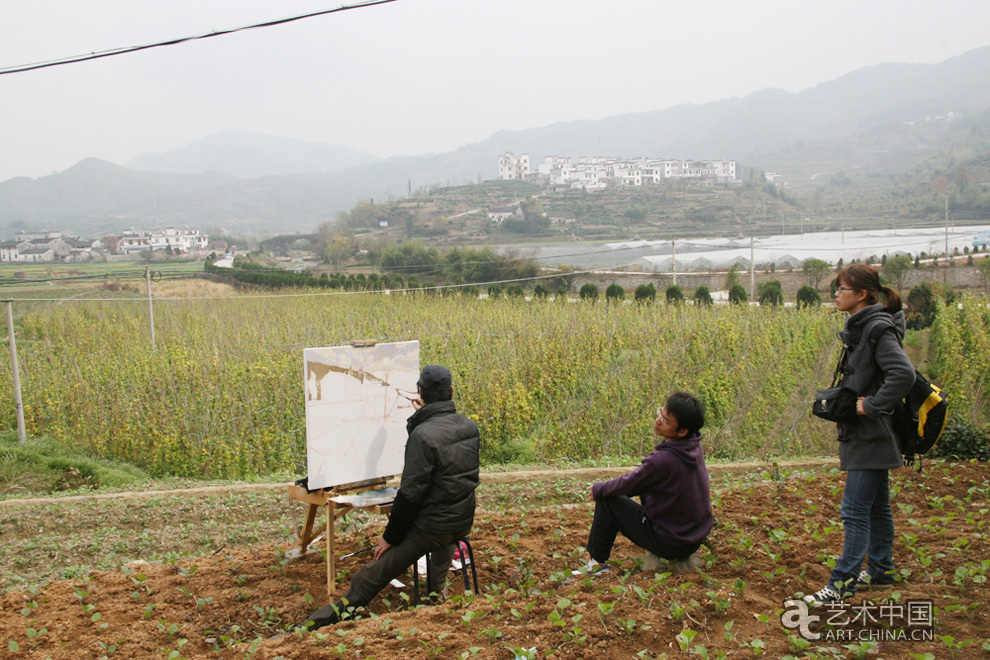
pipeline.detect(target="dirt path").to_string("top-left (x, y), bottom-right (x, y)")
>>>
top-left (0, 458), bottom-right (837, 509)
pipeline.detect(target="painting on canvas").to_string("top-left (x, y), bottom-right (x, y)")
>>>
top-left (303, 340), bottom-right (419, 490)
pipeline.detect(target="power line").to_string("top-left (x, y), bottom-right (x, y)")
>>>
top-left (0, 0), bottom-right (397, 76)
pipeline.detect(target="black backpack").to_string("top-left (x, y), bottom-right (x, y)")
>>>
top-left (867, 322), bottom-right (949, 470)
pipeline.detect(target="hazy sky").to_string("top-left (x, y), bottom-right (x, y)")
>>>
top-left (2, 0), bottom-right (989, 182)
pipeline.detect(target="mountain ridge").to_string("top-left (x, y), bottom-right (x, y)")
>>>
top-left (2, 46), bottom-right (989, 237)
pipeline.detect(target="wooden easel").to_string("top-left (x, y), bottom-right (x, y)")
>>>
top-left (288, 477), bottom-right (396, 596)
top-left (291, 337), bottom-right (407, 595)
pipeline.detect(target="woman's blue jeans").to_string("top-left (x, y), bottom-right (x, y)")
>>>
top-left (828, 469), bottom-right (895, 593)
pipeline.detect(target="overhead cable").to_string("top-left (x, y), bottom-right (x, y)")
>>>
top-left (0, 0), bottom-right (397, 76)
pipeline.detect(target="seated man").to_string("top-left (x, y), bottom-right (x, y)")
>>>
top-left (583, 391), bottom-right (712, 572)
top-left (303, 365), bottom-right (480, 629)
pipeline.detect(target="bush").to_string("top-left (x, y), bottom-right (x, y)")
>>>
top-left (579, 283), bottom-right (599, 302)
top-left (665, 284), bottom-right (684, 304)
top-left (906, 281), bottom-right (956, 329)
top-left (796, 285), bottom-right (822, 309)
top-left (605, 283), bottom-right (625, 303)
top-left (758, 280), bottom-right (783, 307)
top-left (634, 283), bottom-right (656, 303)
top-left (931, 419), bottom-right (990, 461)
top-left (693, 286), bottom-right (713, 306)
top-left (728, 284), bottom-right (748, 304)
top-left (487, 284), bottom-right (503, 299)
top-left (507, 284), bottom-right (525, 298)
top-left (533, 283), bottom-right (550, 299)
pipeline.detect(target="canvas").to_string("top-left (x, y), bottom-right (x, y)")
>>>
top-left (303, 340), bottom-right (420, 490)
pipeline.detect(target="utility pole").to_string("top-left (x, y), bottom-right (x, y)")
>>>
top-left (145, 267), bottom-right (156, 349)
top-left (945, 195), bottom-right (950, 258)
top-left (750, 236), bottom-right (755, 301)
top-left (5, 300), bottom-right (26, 444)
top-left (671, 238), bottom-right (677, 286)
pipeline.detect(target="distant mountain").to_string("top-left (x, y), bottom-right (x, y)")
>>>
top-left (3, 46), bottom-right (990, 237)
top-left (0, 159), bottom-right (356, 236)
top-left (125, 129), bottom-right (381, 178)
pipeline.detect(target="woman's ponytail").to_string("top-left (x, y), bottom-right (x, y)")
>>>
top-left (880, 285), bottom-right (902, 314)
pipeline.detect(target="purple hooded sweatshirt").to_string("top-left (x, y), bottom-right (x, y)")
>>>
top-left (591, 433), bottom-right (713, 546)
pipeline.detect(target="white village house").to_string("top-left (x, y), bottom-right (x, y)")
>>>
top-left (499, 154), bottom-right (736, 189)
top-left (0, 231), bottom-right (103, 263)
top-left (117, 228), bottom-right (209, 255)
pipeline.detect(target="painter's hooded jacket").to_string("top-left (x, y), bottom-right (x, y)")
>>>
top-left (382, 400), bottom-right (480, 545)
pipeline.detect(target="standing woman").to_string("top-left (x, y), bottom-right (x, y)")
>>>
top-left (805, 263), bottom-right (915, 606)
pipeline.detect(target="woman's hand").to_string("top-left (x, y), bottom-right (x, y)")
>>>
top-left (856, 397), bottom-right (867, 416)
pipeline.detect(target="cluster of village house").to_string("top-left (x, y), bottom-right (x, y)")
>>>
top-left (498, 153), bottom-right (737, 188)
top-left (490, 153), bottom-right (737, 224)
top-left (0, 228), bottom-right (210, 263)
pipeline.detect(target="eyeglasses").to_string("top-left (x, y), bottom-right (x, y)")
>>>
top-left (835, 285), bottom-right (856, 293)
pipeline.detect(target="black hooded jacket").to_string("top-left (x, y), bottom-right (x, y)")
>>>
top-left (382, 400), bottom-right (480, 545)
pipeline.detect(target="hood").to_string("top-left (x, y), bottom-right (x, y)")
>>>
top-left (845, 303), bottom-right (906, 342)
top-left (655, 432), bottom-right (703, 469)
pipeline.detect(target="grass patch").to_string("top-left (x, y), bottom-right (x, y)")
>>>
top-left (0, 431), bottom-right (149, 497)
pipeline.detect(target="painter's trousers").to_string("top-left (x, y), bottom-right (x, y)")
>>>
top-left (304, 525), bottom-right (470, 630)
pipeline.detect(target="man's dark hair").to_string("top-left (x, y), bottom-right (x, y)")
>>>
top-left (420, 385), bottom-right (453, 405)
top-left (666, 391), bottom-right (705, 436)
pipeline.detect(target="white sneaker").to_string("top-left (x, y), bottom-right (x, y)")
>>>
top-left (802, 585), bottom-right (843, 607)
top-left (572, 559), bottom-right (610, 576)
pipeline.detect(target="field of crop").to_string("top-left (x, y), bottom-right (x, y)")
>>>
top-left (0, 280), bottom-right (845, 479)
top-left (930, 297), bottom-right (990, 427)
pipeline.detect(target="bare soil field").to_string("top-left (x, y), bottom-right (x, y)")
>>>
top-left (1, 461), bottom-right (987, 660)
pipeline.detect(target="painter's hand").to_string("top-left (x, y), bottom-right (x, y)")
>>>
top-left (372, 538), bottom-right (391, 561)
top-left (411, 397), bottom-right (425, 410)
top-left (856, 397), bottom-right (867, 416)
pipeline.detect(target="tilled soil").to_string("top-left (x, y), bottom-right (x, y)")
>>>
top-left (2, 461), bottom-right (987, 659)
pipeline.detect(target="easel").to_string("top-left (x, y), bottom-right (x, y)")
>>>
top-left (291, 337), bottom-right (410, 596)
top-left (288, 477), bottom-right (396, 596)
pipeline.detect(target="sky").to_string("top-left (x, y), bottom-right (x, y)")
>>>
top-left (2, 0), bottom-right (990, 182)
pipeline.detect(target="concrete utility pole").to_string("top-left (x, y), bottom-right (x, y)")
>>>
top-left (750, 236), bottom-right (755, 301)
top-left (5, 300), bottom-right (26, 444)
top-left (672, 239), bottom-right (677, 286)
top-left (145, 267), bottom-right (156, 349)
top-left (945, 196), bottom-right (950, 257)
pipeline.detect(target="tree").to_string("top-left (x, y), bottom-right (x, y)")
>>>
top-left (693, 286), bottom-right (713, 306)
top-left (487, 284), bottom-right (503, 299)
top-left (605, 283), bottom-right (625, 303)
top-left (978, 256), bottom-right (990, 296)
top-left (882, 254), bottom-right (913, 292)
top-left (796, 285), bottom-right (822, 309)
top-left (533, 283), bottom-right (550, 299)
top-left (802, 258), bottom-right (831, 289)
top-left (579, 283), bottom-right (599, 302)
top-left (724, 264), bottom-right (740, 290)
top-left (728, 284), bottom-right (747, 304)
top-left (507, 284), bottom-right (525, 298)
top-left (758, 280), bottom-right (783, 307)
top-left (665, 284), bottom-right (684, 304)
top-left (634, 283), bottom-right (656, 304)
